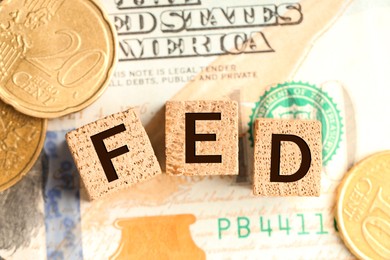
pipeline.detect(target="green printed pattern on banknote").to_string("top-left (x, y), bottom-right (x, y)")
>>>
top-left (248, 82), bottom-right (343, 165)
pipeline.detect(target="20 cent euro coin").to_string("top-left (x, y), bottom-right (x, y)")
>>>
top-left (0, 0), bottom-right (116, 118)
top-left (0, 99), bottom-right (47, 191)
top-left (336, 151), bottom-right (390, 259)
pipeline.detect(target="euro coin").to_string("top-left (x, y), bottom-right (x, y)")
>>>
top-left (0, 99), bottom-right (47, 191)
top-left (0, 0), bottom-right (116, 118)
top-left (336, 151), bottom-right (390, 259)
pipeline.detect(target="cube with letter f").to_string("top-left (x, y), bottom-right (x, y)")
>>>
top-left (165, 100), bottom-right (239, 176)
top-left (66, 108), bottom-right (161, 200)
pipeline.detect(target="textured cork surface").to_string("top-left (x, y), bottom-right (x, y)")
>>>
top-left (66, 108), bottom-right (161, 200)
top-left (166, 100), bottom-right (238, 176)
top-left (253, 118), bottom-right (322, 196)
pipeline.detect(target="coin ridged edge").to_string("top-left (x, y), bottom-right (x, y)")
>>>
top-left (335, 151), bottom-right (390, 260)
top-left (0, 119), bottom-right (47, 191)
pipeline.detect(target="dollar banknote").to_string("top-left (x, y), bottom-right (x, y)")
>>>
top-left (1, 0), bottom-right (390, 259)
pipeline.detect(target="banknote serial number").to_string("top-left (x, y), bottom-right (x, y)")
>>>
top-left (218, 213), bottom-right (329, 239)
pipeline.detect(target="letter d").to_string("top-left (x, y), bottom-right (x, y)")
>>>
top-left (270, 134), bottom-right (311, 182)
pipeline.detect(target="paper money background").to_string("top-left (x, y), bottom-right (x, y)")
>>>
top-left (1, 0), bottom-right (390, 259)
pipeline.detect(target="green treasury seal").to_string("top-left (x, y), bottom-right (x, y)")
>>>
top-left (248, 81), bottom-right (343, 166)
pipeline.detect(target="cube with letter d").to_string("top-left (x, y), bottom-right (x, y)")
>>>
top-left (165, 100), bottom-right (238, 176)
top-left (66, 108), bottom-right (161, 200)
top-left (253, 118), bottom-right (322, 196)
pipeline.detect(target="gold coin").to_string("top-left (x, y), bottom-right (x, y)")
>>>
top-left (0, 0), bottom-right (116, 118)
top-left (0, 99), bottom-right (47, 191)
top-left (336, 151), bottom-right (390, 260)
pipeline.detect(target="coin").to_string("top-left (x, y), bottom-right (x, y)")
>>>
top-left (0, 99), bottom-right (47, 191)
top-left (336, 151), bottom-right (390, 260)
top-left (0, 0), bottom-right (116, 118)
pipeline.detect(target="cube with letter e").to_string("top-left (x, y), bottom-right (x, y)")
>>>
top-left (253, 118), bottom-right (322, 196)
top-left (65, 108), bottom-right (161, 200)
top-left (165, 100), bottom-right (238, 176)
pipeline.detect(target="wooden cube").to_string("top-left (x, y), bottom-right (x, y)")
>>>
top-left (166, 100), bottom-right (238, 176)
top-left (253, 118), bottom-right (322, 196)
top-left (66, 108), bottom-right (161, 200)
